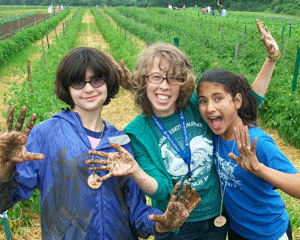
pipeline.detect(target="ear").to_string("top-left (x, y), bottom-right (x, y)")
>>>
top-left (234, 93), bottom-right (242, 110)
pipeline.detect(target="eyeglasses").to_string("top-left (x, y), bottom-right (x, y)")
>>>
top-left (146, 75), bottom-right (184, 85)
top-left (70, 78), bottom-right (106, 90)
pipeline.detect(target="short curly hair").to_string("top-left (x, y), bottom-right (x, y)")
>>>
top-left (131, 42), bottom-right (195, 117)
top-left (54, 47), bottom-right (120, 109)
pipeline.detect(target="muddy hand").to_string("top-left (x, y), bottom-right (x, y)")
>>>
top-left (228, 126), bottom-right (261, 174)
top-left (150, 182), bottom-right (201, 233)
top-left (0, 106), bottom-right (45, 180)
top-left (106, 54), bottom-right (132, 90)
top-left (256, 19), bottom-right (280, 59)
top-left (86, 143), bottom-right (138, 181)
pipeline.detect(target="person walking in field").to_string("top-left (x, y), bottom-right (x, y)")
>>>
top-left (88, 19), bottom-right (281, 239)
top-left (0, 47), bottom-right (201, 239)
top-left (197, 67), bottom-right (299, 240)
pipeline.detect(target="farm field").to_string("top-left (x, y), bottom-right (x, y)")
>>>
top-left (0, 6), bottom-right (300, 239)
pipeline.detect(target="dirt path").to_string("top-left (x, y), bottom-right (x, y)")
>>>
top-left (0, 12), bottom-right (74, 130)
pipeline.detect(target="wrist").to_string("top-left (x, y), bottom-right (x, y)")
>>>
top-left (128, 163), bottom-right (142, 179)
top-left (154, 223), bottom-right (168, 233)
top-left (252, 162), bottom-right (266, 176)
top-left (267, 52), bottom-right (281, 61)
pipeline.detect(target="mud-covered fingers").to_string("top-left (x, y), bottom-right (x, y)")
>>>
top-left (244, 126), bottom-right (251, 148)
top-left (88, 165), bottom-right (108, 172)
top-left (149, 214), bottom-right (164, 223)
top-left (177, 182), bottom-right (191, 203)
top-left (234, 127), bottom-right (242, 149)
top-left (228, 152), bottom-right (241, 165)
top-left (88, 150), bottom-right (109, 158)
top-left (109, 143), bottom-right (127, 154)
top-left (85, 158), bottom-right (107, 165)
top-left (6, 106), bottom-right (15, 132)
top-left (12, 152), bottom-right (45, 162)
top-left (169, 182), bottom-right (181, 202)
top-left (15, 106), bottom-right (27, 132)
top-left (251, 137), bottom-right (258, 153)
top-left (22, 113), bottom-right (37, 136)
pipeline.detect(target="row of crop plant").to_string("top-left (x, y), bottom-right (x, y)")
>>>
top-left (0, 8), bottom-right (70, 65)
top-left (1, 8), bottom-right (84, 235)
top-left (104, 7), bottom-right (300, 148)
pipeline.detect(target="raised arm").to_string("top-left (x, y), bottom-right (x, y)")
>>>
top-left (106, 54), bottom-right (133, 91)
top-left (251, 19), bottom-right (280, 97)
top-left (229, 126), bottom-right (300, 199)
top-left (0, 106), bottom-right (44, 181)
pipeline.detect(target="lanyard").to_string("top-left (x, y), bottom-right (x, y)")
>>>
top-left (152, 111), bottom-right (192, 179)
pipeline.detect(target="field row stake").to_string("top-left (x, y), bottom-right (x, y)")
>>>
top-left (45, 33), bottom-right (50, 49)
top-left (42, 40), bottom-right (46, 67)
top-left (27, 60), bottom-right (33, 93)
top-left (54, 27), bottom-right (58, 41)
top-left (292, 47), bottom-right (300, 93)
top-left (281, 39), bottom-right (288, 64)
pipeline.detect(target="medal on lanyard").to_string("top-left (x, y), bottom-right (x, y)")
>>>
top-left (152, 111), bottom-right (193, 181)
top-left (86, 122), bottom-right (105, 189)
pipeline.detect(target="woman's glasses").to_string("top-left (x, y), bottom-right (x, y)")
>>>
top-left (70, 78), bottom-right (106, 90)
top-left (146, 75), bottom-right (184, 85)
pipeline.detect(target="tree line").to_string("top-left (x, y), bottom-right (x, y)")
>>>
top-left (0, 0), bottom-right (299, 16)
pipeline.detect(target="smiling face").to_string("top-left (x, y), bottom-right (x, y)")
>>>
top-left (146, 58), bottom-right (180, 117)
top-left (69, 68), bottom-right (108, 115)
top-left (198, 81), bottom-right (244, 140)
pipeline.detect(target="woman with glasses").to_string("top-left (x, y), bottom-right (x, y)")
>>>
top-left (89, 20), bottom-right (281, 239)
top-left (0, 47), bottom-right (201, 239)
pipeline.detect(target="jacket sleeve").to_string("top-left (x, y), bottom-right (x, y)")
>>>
top-left (0, 126), bottom-right (42, 213)
top-left (124, 177), bottom-right (169, 239)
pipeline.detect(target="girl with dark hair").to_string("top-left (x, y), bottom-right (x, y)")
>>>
top-left (197, 68), bottom-right (300, 240)
top-left (0, 47), bottom-right (200, 239)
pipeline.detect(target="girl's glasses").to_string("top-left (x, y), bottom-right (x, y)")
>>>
top-left (70, 78), bottom-right (106, 90)
top-left (146, 75), bottom-right (184, 85)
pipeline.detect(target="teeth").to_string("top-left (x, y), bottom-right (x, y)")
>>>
top-left (157, 95), bottom-right (169, 100)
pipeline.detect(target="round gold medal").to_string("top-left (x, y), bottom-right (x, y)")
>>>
top-left (214, 215), bottom-right (227, 227)
top-left (87, 173), bottom-right (102, 189)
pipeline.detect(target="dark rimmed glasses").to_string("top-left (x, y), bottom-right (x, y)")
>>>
top-left (70, 78), bottom-right (106, 90)
top-left (146, 75), bottom-right (185, 85)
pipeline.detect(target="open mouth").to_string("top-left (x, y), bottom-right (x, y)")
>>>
top-left (209, 116), bottom-right (222, 130)
top-left (156, 94), bottom-right (170, 102)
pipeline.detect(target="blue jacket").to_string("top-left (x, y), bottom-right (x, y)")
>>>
top-left (0, 110), bottom-right (165, 239)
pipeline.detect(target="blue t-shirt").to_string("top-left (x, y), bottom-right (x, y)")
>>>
top-left (214, 127), bottom-right (298, 240)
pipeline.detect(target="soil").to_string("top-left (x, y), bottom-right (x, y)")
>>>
top-left (0, 14), bottom-right (52, 40)
top-left (0, 9), bottom-right (299, 240)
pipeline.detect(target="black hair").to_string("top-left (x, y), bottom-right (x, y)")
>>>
top-left (197, 68), bottom-right (258, 126)
top-left (54, 47), bottom-right (120, 109)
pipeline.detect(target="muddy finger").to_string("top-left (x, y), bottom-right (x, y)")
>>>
top-left (15, 106), bottom-right (27, 131)
top-left (6, 106), bottom-right (15, 132)
top-left (23, 113), bottom-right (37, 136)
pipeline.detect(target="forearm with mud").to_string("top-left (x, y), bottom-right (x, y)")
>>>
top-left (251, 57), bottom-right (276, 97)
top-left (129, 165), bottom-right (158, 195)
